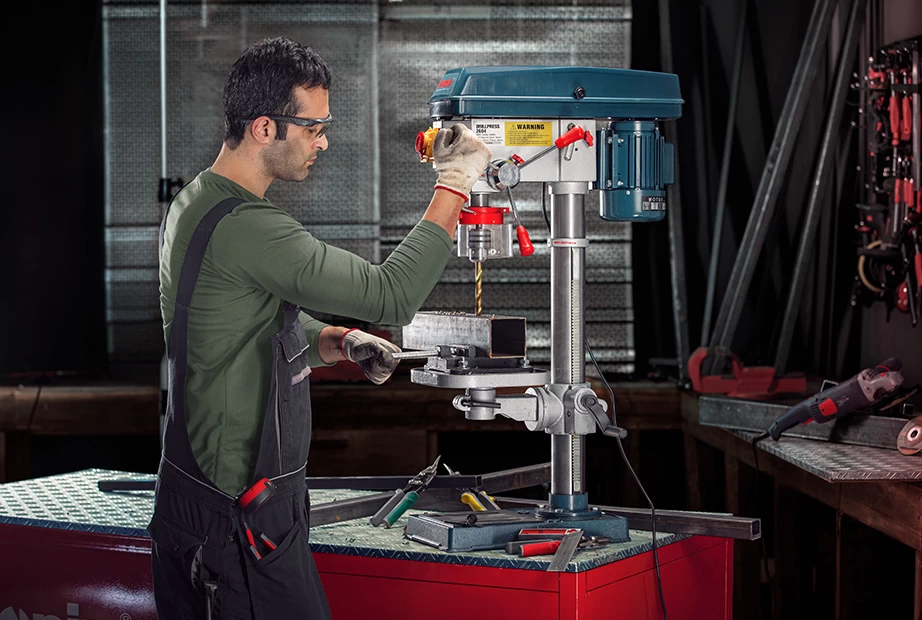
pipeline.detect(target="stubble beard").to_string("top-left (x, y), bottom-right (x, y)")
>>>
top-left (263, 139), bottom-right (312, 183)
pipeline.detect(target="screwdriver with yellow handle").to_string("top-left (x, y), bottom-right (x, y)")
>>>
top-left (444, 463), bottom-right (500, 512)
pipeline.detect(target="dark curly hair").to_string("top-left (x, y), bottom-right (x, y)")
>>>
top-left (223, 37), bottom-right (332, 147)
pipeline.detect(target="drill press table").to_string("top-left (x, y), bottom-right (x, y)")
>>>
top-left (0, 469), bottom-right (732, 619)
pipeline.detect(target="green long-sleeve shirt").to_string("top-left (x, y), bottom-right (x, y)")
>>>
top-left (160, 169), bottom-right (452, 494)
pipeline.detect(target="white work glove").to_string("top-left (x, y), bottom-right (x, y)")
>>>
top-left (340, 329), bottom-right (401, 385)
top-left (432, 124), bottom-right (492, 201)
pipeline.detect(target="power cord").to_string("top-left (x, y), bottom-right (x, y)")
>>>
top-left (541, 182), bottom-right (668, 618)
top-left (750, 432), bottom-right (777, 614)
top-left (587, 341), bottom-right (669, 620)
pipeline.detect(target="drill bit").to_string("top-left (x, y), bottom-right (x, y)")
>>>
top-left (475, 262), bottom-right (483, 316)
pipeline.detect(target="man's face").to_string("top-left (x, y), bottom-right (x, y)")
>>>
top-left (262, 86), bottom-right (330, 183)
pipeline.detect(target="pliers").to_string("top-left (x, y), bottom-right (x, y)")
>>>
top-left (370, 455), bottom-right (441, 528)
top-left (443, 463), bottom-right (500, 512)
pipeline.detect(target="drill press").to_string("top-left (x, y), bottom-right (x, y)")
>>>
top-left (405, 66), bottom-right (682, 551)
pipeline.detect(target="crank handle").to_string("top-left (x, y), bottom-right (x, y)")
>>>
top-left (576, 391), bottom-right (628, 439)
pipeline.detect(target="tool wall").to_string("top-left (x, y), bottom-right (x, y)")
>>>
top-left (854, 36), bottom-right (921, 324)
top-left (101, 0), bottom-right (634, 378)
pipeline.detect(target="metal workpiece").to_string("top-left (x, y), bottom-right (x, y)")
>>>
top-left (697, 394), bottom-right (906, 450)
top-left (494, 496), bottom-right (761, 541)
top-left (402, 312), bottom-right (527, 358)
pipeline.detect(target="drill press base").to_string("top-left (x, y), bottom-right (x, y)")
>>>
top-left (405, 509), bottom-right (629, 552)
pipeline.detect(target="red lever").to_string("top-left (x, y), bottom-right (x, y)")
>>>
top-left (516, 226), bottom-right (534, 256)
top-left (555, 126), bottom-right (588, 149)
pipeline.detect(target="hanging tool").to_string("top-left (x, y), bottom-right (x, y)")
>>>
top-left (370, 455), bottom-right (442, 528)
top-left (237, 477), bottom-right (278, 560)
top-left (443, 463), bottom-right (500, 512)
top-left (762, 358), bottom-right (914, 441)
top-left (687, 346), bottom-right (806, 398)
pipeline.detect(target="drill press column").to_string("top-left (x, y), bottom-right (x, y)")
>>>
top-left (549, 182), bottom-right (588, 511)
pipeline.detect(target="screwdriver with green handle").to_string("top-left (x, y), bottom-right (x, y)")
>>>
top-left (369, 455), bottom-right (441, 528)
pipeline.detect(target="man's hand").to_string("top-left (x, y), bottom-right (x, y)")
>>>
top-left (432, 124), bottom-right (492, 201)
top-left (340, 329), bottom-right (401, 385)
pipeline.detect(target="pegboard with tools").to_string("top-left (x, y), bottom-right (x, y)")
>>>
top-left (854, 35), bottom-right (922, 324)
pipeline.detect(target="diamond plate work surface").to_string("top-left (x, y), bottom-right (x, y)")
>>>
top-left (0, 469), bottom-right (686, 573)
top-left (740, 432), bottom-right (922, 481)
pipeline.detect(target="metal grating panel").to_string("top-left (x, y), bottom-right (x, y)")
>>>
top-left (103, 1), bottom-right (634, 374)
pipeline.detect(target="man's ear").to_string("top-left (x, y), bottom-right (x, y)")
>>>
top-left (248, 117), bottom-right (275, 145)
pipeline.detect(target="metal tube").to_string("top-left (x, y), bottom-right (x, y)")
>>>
top-left (709, 0), bottom-right (838, 352)
top-left (701, 0), bottom-right (749, 348)
top-left (548, 182), bottom-right (587, 499)
top-left (775, 0), bottom-right (866, 374)
top-left (658, 0), bottom-right (691, 383)
top-left (495, 496), bottom-right (761, 541)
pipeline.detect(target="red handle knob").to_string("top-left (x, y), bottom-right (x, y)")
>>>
top-left (516, 226), bottom-right (534, 256)
top-left (555, 125), bottom-right (587, 149)
top-left (519, 540), bottom-right (561, 557)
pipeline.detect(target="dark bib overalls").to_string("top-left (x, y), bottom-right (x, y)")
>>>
top-left (149, 197), bottom-right (331, 619)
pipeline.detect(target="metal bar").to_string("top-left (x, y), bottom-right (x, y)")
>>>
top-left (310, 463), bottom-right (551, 526)
top-left (308, 474), bottom-right (482, 491)
top-left (709, 0), bottom-right (838, 352)
top-left (392, 350), bottom-right (440, 360)
top-left (776, 0), bottom-right (866, 374)
top-left (701, 0), bottom-right (749, 348)
top-left (658, 0), bottom-right (691, 383)
top-left (697, 394), bottom-right (904, 449)
top-left (402, 312), bottom-right (527, 358)
top-left (99, 473), bottom-right (484, 493)
top-left (493, 496), bottom-right (761, 541)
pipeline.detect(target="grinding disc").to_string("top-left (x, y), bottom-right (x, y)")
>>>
top-left (897, 416), bottom-right (922, 455)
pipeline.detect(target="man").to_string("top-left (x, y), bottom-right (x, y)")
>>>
top-left (150, 36), bottom-right (490, 619)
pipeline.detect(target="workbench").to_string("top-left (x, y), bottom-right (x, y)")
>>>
top-left (683, 393), bottom-right (922, 619)
top-left (0, 469), bottom-right (732, 619)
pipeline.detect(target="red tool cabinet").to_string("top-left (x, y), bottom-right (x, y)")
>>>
top-left (0, 524), bottom-right (731, 620)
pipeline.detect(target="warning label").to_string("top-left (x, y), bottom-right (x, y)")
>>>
top-left (472, 121), bottom-right (505, 146)
top-left (505, 121), bottom-right (553, 147)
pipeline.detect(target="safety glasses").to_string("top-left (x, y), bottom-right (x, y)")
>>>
top-left (264, 113), bottom-right (333, 137)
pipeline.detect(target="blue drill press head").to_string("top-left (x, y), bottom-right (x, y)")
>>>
top-left (427, 66), bottom-right (684, 222)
